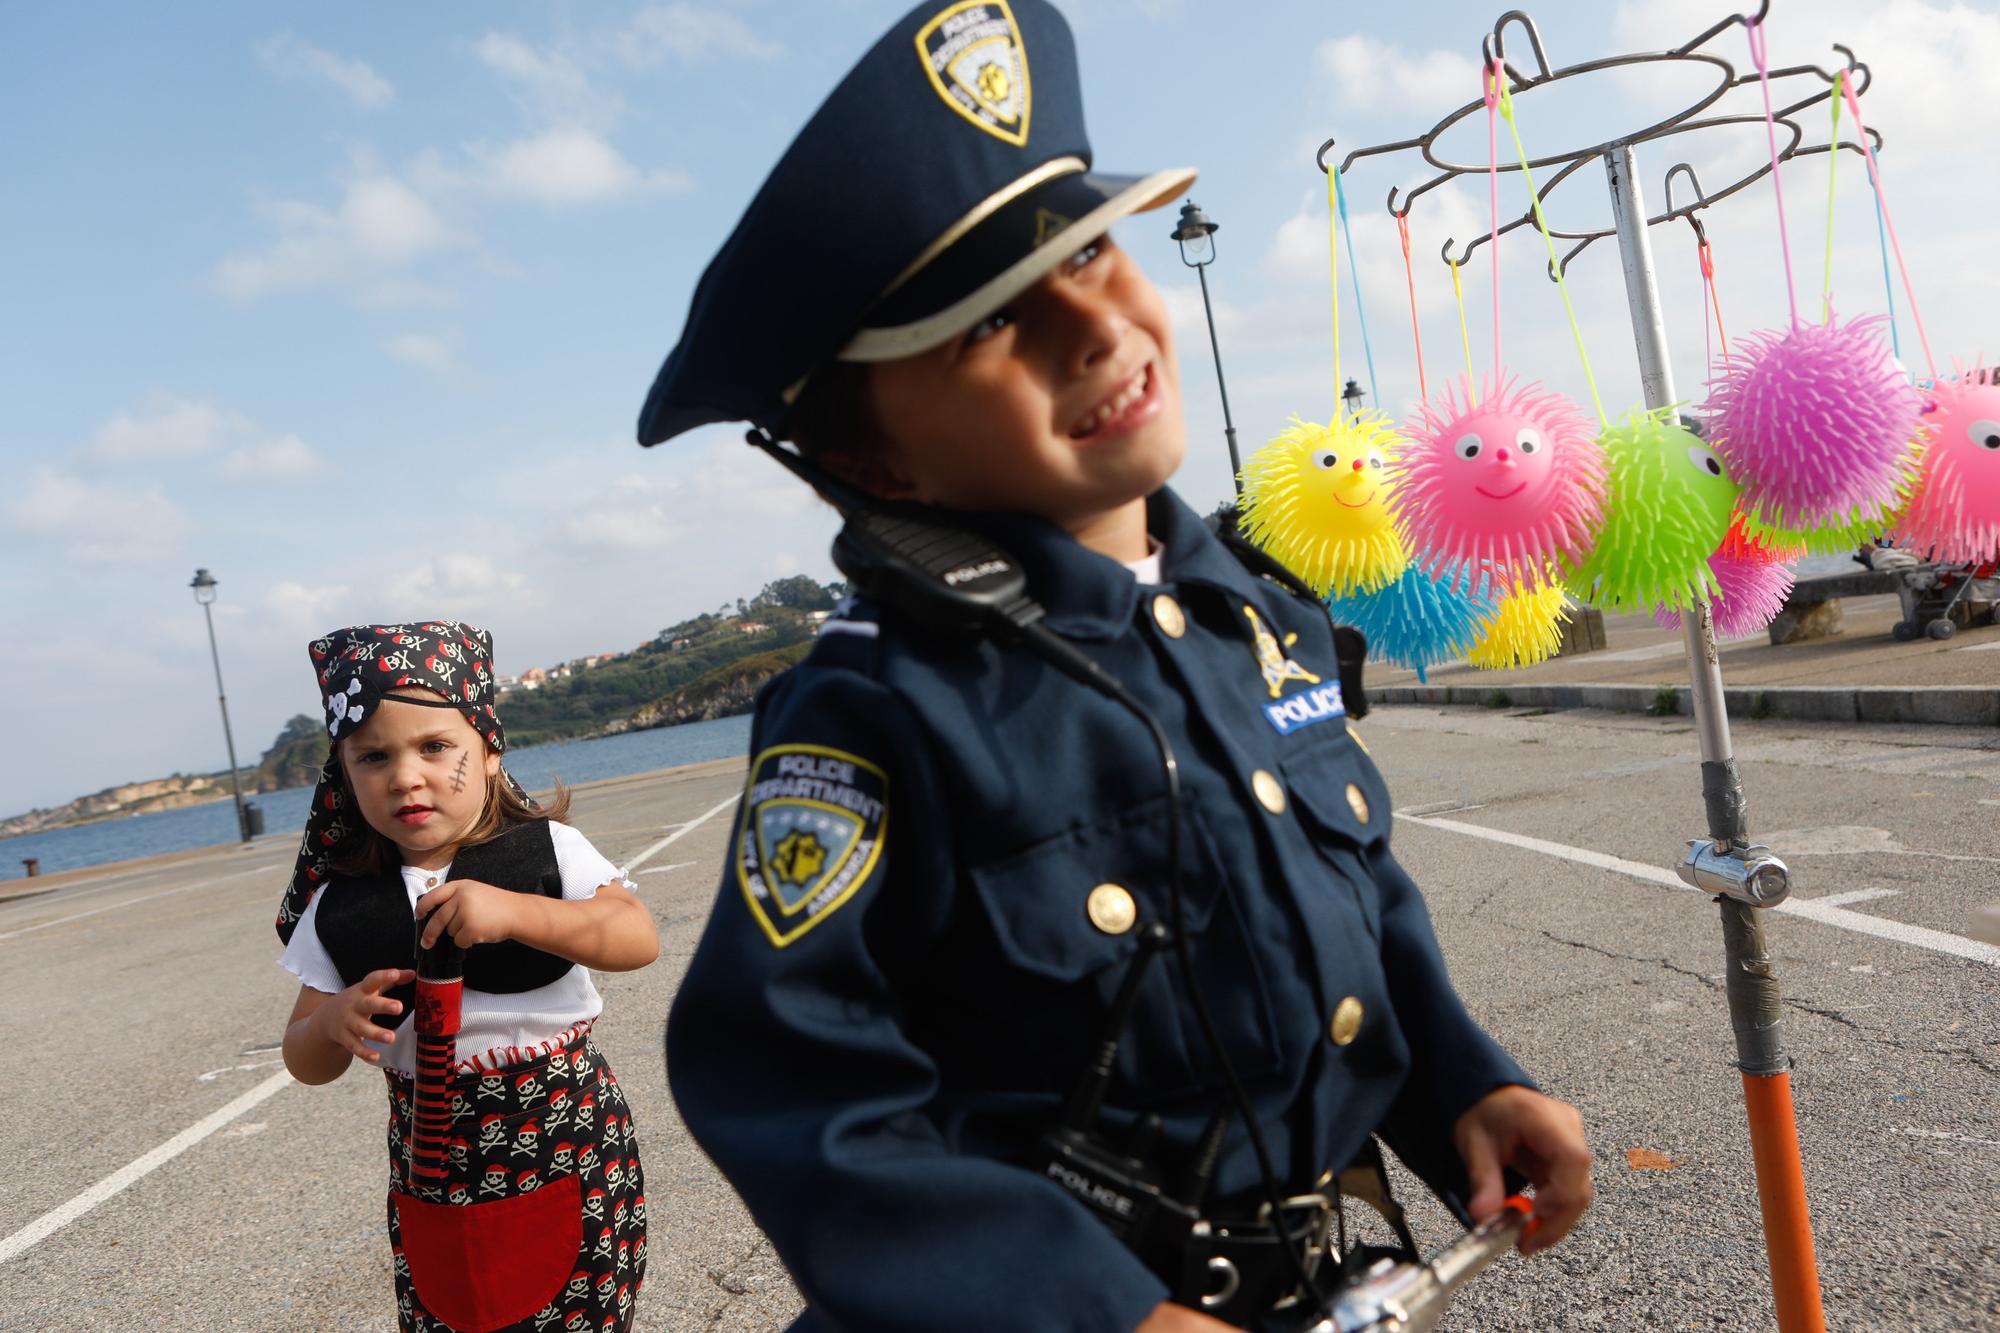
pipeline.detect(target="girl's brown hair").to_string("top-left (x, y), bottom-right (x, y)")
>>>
top-left (328, 755), bottom-right (571, 880)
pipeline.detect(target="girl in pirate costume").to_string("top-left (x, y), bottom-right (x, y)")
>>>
top-left (276, 621), bottom-right (657, 1333)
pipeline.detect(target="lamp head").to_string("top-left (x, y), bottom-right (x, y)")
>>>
top-left (190, 567), bottom-right (218, 605)
top-left (1171, 199), bottom-right (1217, 268)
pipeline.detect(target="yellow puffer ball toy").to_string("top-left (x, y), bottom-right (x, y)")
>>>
top-left (1238, 415), bottom-right (1408, 596)
top-left (1467, 573), bottom-right (1570, 670)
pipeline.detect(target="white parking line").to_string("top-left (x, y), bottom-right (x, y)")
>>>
top-left (622, 795), bottom-right (738, 876)
top-left (0, 863), bottom-right (276, 944)
top-left (634, 862), bottom-right (696, 877)
top-left (1398, 812), bottom-right (2000, 968)
top-left (0, 1070), bottom-right (294, 1265)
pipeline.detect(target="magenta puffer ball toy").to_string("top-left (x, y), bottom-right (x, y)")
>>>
top-left (1653, 551), bottom-right (1796, 640)
top-left (1702, 311), bottom-right (1921, 527)
top-left (1397, 374), bottom-right (1604, 582)
top-left (1893, 372), bottom-right (2000, 563)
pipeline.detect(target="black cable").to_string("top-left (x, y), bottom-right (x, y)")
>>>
top-left (1016, 623), bottom-right (1330, 1309)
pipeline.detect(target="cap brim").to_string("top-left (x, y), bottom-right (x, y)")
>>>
top-left (836, 165), bottom-right (1195, 363)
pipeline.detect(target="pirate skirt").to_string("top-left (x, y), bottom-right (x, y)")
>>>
top-left (384, 1023), bottom-right (648, 1333)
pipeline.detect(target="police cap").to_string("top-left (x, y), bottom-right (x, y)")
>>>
top-left (636, 0), bottom-right (1194, 446)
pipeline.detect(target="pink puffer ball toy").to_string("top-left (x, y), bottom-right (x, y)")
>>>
top-left (1398, 375), bottom-right (1604, 582)
top-left (1653, 550), bottom-right (1796, 640)
top-left (1892, 371), bottom-right (2000, 563)
top-left (1702, 311), bottom-right (1921, 527)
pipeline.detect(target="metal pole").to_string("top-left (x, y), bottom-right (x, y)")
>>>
top-left (1194, 262), bottom-right (1243, 495)
top-left (201, 599), bottom-right (250, 843)
top-left (1603, 142), bottom-right (1826, 1333)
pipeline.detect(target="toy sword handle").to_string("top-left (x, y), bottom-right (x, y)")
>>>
top-left (1303, 1195), bottom-right (1533, 1333)
top-left (408, 936), bottom-right (466, 1184)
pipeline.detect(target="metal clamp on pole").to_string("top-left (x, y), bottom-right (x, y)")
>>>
top-left (1677, 841), bottom-right (1792, 907)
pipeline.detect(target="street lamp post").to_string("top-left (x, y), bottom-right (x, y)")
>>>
top-left (1342, 377), bottom-right (1365, 421)
top-left (190, 568), bottom-right (250, 843)
top-left (1170, 200), bottom-right (1242, 496)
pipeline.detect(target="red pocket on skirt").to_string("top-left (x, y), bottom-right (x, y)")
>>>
top-left (393, 1174), bottom-right (581, 1332)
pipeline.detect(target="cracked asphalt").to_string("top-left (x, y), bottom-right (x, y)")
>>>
top-left (1, 710), bottom-right (1994, 1331)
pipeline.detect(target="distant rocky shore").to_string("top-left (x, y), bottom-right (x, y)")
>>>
top-left (0, 714), bottom-right (327, 841)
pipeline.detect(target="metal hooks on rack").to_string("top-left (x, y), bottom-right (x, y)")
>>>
top-left (1321, 3), bottom-right (1884, 284)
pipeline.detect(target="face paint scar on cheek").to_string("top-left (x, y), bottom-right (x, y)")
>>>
top-left (450, 750), bottom-right (468, 795)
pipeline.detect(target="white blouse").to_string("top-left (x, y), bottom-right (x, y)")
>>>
top-left (278, 821), bottom-right (632, 1077)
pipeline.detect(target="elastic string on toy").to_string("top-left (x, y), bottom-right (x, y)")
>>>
top-left (1496, 78), bottom-right (1608, 426)
top-left (1745, 20), bottom-right (1802, 329)
top-left (1396, 213), bottom-right (1428, 402)
top-left (1839, 74), bottom-right (1937, 380)
top-left (1699, 236), bottom-right (1713, 380)
top-left (1821, 71), bottom-right (1842, 325)
top-left (1450, 258), bottom-right (1476, 387)
top-left (1485, 59), bottom-right (1502, 389)
top-left (1334, 166), bottom-right (1380, 409)
top-left (1699, 234), bottom-right (1730, 373)
top-left (1870, 156), bottom-right (1903, 366)
top-left (1327, 167), bottom-right (1344, 400)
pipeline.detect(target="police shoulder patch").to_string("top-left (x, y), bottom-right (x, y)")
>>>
top-left (736, 744), bottom-right (888, 948)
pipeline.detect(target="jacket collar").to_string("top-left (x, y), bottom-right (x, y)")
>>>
top-left (943, 488), bottom-right (1268, 640)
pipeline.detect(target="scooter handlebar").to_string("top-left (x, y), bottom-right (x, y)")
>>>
top-left (1298, 1195), bottom-right (1533, 1333)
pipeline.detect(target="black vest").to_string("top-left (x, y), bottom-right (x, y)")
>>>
top-left (314, 820), bottom-right (576, 1029)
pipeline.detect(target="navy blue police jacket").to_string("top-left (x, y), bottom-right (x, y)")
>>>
top-left (666, 488), bottom-right (1531, 1333)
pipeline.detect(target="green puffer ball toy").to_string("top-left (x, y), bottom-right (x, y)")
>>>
top-left (1564, 407), bottom-right (1739, 612)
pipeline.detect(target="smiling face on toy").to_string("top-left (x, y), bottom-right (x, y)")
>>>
top-left (1927, 379), bottom-right (2000, 475)
top-left (1299, 437), bottom-right (1395, 535)
top-left (1237, 415), bottom-right (1408, 596)
top-left (1400, 375), bottom-right (1605, 576)
top-left (1895, 374), bottom-right (2000, 562)
top-left (1441, 405), bottom-right (1561, 513)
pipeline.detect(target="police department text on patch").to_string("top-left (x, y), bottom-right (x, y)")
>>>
top-left (1263, 680), bottom-right (1346, 735)
top-left (737, 746), bottom-right (888, 948)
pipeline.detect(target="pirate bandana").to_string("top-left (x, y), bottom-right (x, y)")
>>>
top-left (277, 620), bottom-right (527, 942)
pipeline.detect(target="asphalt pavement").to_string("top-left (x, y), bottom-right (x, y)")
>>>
top-left (1, 713), bottom-right (1994, 1331)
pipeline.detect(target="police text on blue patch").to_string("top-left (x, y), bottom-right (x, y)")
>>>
top-left (1263, 680), bottom-right (1346, 735)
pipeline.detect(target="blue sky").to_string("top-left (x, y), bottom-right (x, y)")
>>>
top-left (4, 0), bottom-right (1994, 815)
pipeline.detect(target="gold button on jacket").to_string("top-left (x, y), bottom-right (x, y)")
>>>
top-left (1151, 593), bottom-right (1186, 639)
top-left (1344, 783), bottom-right (1370, 824)
top-left (1085, 883), bottom-right (1137, 935)
top-left (1251, 769), bottom-right (1286, 814)
top-left (1330, 996), bottom-right (1365, 1046)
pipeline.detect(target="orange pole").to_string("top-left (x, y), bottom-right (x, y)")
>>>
top-left (1740, 1071), bottom-right (1826, 1332)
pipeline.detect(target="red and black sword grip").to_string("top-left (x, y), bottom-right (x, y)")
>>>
top-left (409, 935), bottom-right (467, 1184)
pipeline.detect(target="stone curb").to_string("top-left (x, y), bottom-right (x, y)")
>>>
top-left (1368, 683), bottom-right (2000, 727)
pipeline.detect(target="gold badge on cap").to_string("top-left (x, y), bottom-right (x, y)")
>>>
top-left (917, 2), bottom-right (1033, 146)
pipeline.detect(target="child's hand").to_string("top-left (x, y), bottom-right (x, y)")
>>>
top-left (1452, 1084), bottom-right (1594, 1255)
top-left (307, 968), bottom-right (415, 1066)
top-left (415, 878), bottom-right (521, 949)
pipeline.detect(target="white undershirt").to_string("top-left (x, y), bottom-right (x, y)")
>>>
top-left (1123, 536), bottom-right (1165, 585)
top-left (277, 821), bottom-right (631, 1076)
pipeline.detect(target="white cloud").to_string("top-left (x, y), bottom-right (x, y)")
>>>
top-left (221, 434), bottom-right (326, 482)
top-left (256, 33), bottom-right (394, 109)
top-left (1315, 35), bottom-right (1482, 119)
top-left (617, 5), bottom-right (783, 65)
top-left (472, 128), bottom-right (693, 205)
top-left (476, 32), bottom-right (624, 132)
top-left (215, 174), bottom-right (460, 302)
top-left (265, 580), bottom-right (354, 631)
top-left (385, 554), bottom-right (534, 612)
top-left (387, 332), bottom-right (454, 372)
top-left (86, 397), bottom-right (245, 463)
top-left (6, 468), bottom-right (190, 565)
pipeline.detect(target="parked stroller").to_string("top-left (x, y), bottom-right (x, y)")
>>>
top-left (1890, 557), bottom-right (2000, 641)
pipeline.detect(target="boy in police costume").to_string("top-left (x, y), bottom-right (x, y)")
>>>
top-left (645, 3), bottom-right (1592, 1329)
